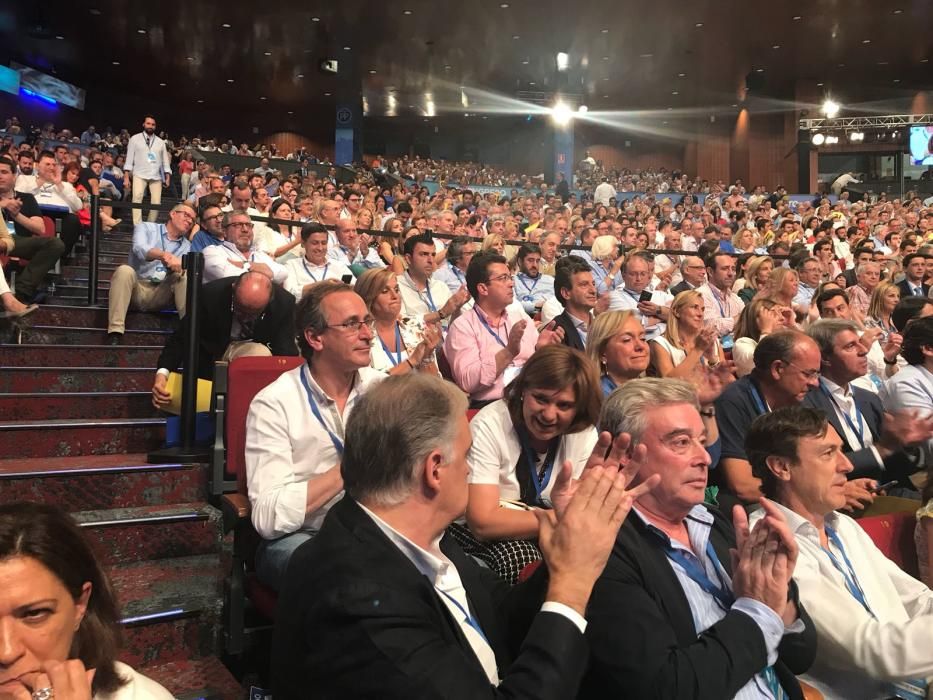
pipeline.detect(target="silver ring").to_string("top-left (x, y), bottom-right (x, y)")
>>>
top-left (32, 688), bottom-right (54, 700)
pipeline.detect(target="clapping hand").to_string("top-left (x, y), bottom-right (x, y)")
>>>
top-left (535, 320), bottom-right (565, 348)
top-left (881, 410), bottom-right (933, 448)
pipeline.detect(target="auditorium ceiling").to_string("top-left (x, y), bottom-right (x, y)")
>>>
top-left (1, 0), bottom-right (931, 122)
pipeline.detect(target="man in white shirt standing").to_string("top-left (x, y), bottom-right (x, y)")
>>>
top-left (594, 178), bottom-right (617, 207)
top-left (246, 281), bottom-right (385, 590)
top-left (747, 406), bottom-right (933, 700)
top-left (398, 232), bottom-right (469, 324)
top-left (697, 251), bottom-right (745, 350)
top-left (124, 115), bottom-right (171, 225)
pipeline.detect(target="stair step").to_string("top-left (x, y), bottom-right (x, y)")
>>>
top-left (0, 367), bottom-right (156, 392)
top-left (76, 503), bottom-right (222, 564)
top-left (138, 657), bottom-right (242, 700)
top-left (0, 344), bottom-right (163, 367)
top-left (0, 391), bottom-right (159, 419)
top-left (0, 417), bottom-right (165, 458)
top-left (55, 282), bottom-right (112, 295)
top-left (27, 305), bottom-right (178, 331)
top-left (0, 454), bottom-right (208, 509)
top-left (19, 325), bottom-right (171, 346)
top-left (112, 554), bottom-right (223, 667)
top-left (47, 293), bottom-right (110, 304)
top-left (62, 263), bottom-right (119, 279)
top-left (73, 253), bottom-right (126, 266)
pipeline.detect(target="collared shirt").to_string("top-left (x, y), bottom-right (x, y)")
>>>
top-left (794, 282), bottom-right (818, 308)
top-left (750, 501), bottom-right (933, 700)
top-left (189, 230), bottom-right (224, 254)
top-left (818, 377), bottom-right (882, 468)
top-left (698, 283), bottom-right (745, 339)
top-left (124, 131), bottom-right (172, 181)
top-left (128, 222), bottom-right (191, 281)
top-left (846, 284), bottom-right (872, 317)
top-left (905, 280), bottom-right (927, 297)
top-left (444, 303), bottom-right (537, 402)
top-left (435, 263), bottom-right (469, 295)
top-left (245, 364), bottom-right (385, 539)
top-left (398, 271), bottom-right (452, 320)
top-left (879, 364), bottom-right (933, 467)
top-left (512, 272), bottom-right (555, 315)
top-left (203, 242), bottom-right (288, 285)
top-left (633, 505), bottom-right (796, 700)
top-left (284, 257), bottom-right (355, 300)
top-left (327, 244), bottom-right (386, 270)
top-left (606, 287), bottom-right (674, 341)
top-left (588, 259), bottom-right (622, 296)
top-left (29, 179), bottom-right (83, 213)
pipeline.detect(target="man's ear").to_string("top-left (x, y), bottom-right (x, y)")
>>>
top-left (304, 328), bottom-right (325, 353)
top-left (422, 449), bottom-right (445, 495)
top-left (764, 455), bottom-right (792, 484)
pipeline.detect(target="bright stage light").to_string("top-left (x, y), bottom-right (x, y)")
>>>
top-left (821, 99), bottom-right (840, 118)
top-left (811, 132), bottom-right (825, 145)
top-left (551, 100), bottom-right (573, 126)
top-left (577, 104), bottom-right (588, 114)
top-left (556, 52), bottom-right (569, 71)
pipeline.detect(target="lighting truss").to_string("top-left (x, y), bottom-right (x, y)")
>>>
top-left (799, 114), bottom-right (933, 131)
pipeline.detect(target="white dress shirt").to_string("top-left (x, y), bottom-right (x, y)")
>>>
top-left (284, 257), bottom-right (355, 300)
top-left (606, 287), bottom-right (674, 341)
top-left (818, 377), bottom-right (883, 468)
top-left (879, 364), bottom-right (933, 467)
top-left (327, 244), bottom-right (386, 269)
top-left (202, 241), bottom-right (288, 285)
top-left (398, 271), bottom-right (452, 319)
top-left (245, 364), bottom-right (385, 539)
top-left (29, 179), bottom-right (83, 213)
top-left (124, 131), bottom-right (172, 181)
top-left (698, 283), bottom-right (745, 340)
top-left (750, 501), bottom-right (933, 700)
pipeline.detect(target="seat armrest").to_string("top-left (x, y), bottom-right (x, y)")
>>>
top-left (221, 493), bottom-right (250, 531)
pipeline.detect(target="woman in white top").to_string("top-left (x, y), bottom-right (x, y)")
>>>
top-left (732, 296), bottom-right (784, 376)
top-left (0, 503), bottom-right (173, 700)
top-left (453, 345), bottom-right (601, 583)
top-left (354, 268), bottom-right (440, 375)
top-left (649, 290), bottom-right (724, 379)
top-left (255, 198), bottom-right (302, 261)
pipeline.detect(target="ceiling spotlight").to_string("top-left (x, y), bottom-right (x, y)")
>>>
top-left (512, 34), bottom-right (520, 39)
top-left (824, 135), bottom-right (839, 145)
top-left (678, 72), bottom-right (686, 77)
top-left (221, 23), bottom-right (231, 28)
top-left (259, 96), bottom-right (267, 101)
top-left (369, 69), bottom-right (377, 74)
top-left (639, 53), bottom-right (653, 58)
top-left (137, 28), bottom-right (146, 34)
top-left (862, 39), bottom-right (871, 44)
top-left (893, 8), bottom-right (903, 13)
top-left (55, 35), bottom-right (64, 39)
top-left (671, 90), bottom-right (679, 95)
top-left (264, 51), bottom-right (272, 56)
top-left (848, 131), bottom-right (865, 142)
top-left (792, 14), bottom-right (802, 20)
top-left (311, 16), bottom-right (320, 21)
top-left (227, 79), bottom-right (234, 83)
top-left (159, 82), bottom-right (166, 87)
top-left (297, 73), bottom-right (304, 78)
top-left (811, 133), bottom-right (825, 145)
top-left (821, 99), bottom-right (840, 118)
top-left (695, 22), bottom-right (703, 27)
top-left (771, 44), bottom-right (781, 49)
top-left (578, 104), bottom-right (588, 113)
top-left (551, 100), bottom-right (573, 126)
top-left (500, 2), bottom-right (509, 7)
top-left (556, 52), bottom-right (569, 71)
top-left (112, 61), bottom-right (120, 66)
top-left (403, 9), bottom-right (412, 14)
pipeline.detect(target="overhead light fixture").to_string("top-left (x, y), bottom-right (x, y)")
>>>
top-left (264, 51), bottom-right (272, 56)
top-left (811, 133), bottom-right (825, 145)
top-left (551, 100), bottom-right (573, 126)
top-left (848, 131), bottom-right (865, 142)
top-left (137, 28), bottom-right (146, 34)
top-left (601, 28), bottom-right (609, 33)
top-left (221, 23), bottom-right (231, 28)
top-left (227, 79), bottom-right (234, 83)
top-left (695, 22), bottom-right (703, 27)
top-left (159, 82), bottom-right (166, 87)
top-left (792, 14), bottom-right (802, 20)
top-left (824, 135), bottom-right (839, 145)
top-left (821, 99), bottom-right (840, 118)
top-left (556, 52), bottom-right (569, 71)
top-left (577, 104), bottom-right (588, 113)
top-left (311, 16), bottom-right (320, 21)
top-left (403, 9), bottom-right (412, 14)
top-left (862, 39), bottom-right (871, 44)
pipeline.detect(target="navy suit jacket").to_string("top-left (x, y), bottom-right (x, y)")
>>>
top-left (552, 310), bottom-right (587, 352)
top-left (896, 279), bottom-right (930, 300)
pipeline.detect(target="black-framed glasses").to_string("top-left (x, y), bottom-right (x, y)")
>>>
top-left (324, 316), bottom-right (376, 334)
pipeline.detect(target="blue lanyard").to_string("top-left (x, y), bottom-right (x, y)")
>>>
top-left (516, 273), bottom-right (539, 295)
top-left (664, 539), bottom-right (735, 612)
top-left (475, 309), bottom-right (507, 347)
top-left (710, 286), bottom-right (729, 318)
top-left (823, 525), bottom-right (873, 616)
top-left (600, 374), bottom-right (618, 396)
top-left (302, 260), bottom-right (328, 283)
top-left (623, 287), bottom-right (643, 302)
top-left (419, 281), bottom-right (437, 312)
top-left (436, 589), bottom-right (489, 645)
top-left (516, 426), bottom-right (559, 506)
top-left (158, 225), bottom-right (183, 254)
top-left (819, 379), bottom-right (865, 447)
top-left (222, 241), bottom-right (253, 263)
top-left (748, 380), bottom-right (769, 416)
top-left (450, 266), bottom-right (465, 285)
top-left (379, 323), bottom-right (403, 366)
top-left (298, 367), bottom-right (345, 454)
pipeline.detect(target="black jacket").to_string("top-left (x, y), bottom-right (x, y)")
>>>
top-left (896, 279), bottom-right (931, 299)
top-left (156, 276), bottom-right (298, 378)
top-left (579, 505), bottom-right (817, 700)
top-left (551, 309), bottom-right (587, 352)
top-left (272, 497), bottom-right (589, 699)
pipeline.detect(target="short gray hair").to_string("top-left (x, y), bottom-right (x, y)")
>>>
top-left (807, 318), bottom-right (859, 359)
top-left (599, 377), bottom-right (699, 445)
top-left (341, 374), bottom-right (468, 507)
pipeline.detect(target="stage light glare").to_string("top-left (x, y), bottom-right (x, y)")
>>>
top-left (577, 104), bottom-right (588, 113)
top-left (556, 52), bottom-right (569, 71)
top-left (811, 133), bottom-right (825, 145)
top-left (821, 99), bottom-right (840, 118)
top-left (551, 101), bottom-right (573, 126)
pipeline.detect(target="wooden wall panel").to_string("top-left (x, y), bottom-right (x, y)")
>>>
top-left (262, 132), bottom-right (334, 161)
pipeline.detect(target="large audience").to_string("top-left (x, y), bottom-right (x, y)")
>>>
top-left (3, 110), bottom-right (933, 699)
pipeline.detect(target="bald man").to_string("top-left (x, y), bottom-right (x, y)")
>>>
top-left (152, 271), bottom-right (298, 409)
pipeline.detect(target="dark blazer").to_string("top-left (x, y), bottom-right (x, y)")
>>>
top-left (803, 384), bottom-right (918, 482)
top-left (552, 309), bottom-right (587, 351)
top-left (272, 497), bottom-right (589, 700)
top-left (843, 268), bottom-right (858, 288)
top-left (579, 505), bottom-right (817, 700)
top-left (896, 279), bottom-right (930, 299)
top-left (156, 276), bottom-right (298, 378)
top-left (669, 280), bottom-right (695, 297)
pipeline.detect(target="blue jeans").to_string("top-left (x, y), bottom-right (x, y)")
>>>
top-left (255, 530), bottom-right (316, 591)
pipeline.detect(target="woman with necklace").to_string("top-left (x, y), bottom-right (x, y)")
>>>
top-left (650, 290), bottom-right (724, 380)
top-left (354, 269), bottom-right (440, 375)
top-left (586, 310), bottom-right (651, 395)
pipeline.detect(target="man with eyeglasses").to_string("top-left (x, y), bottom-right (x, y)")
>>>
top-left (203, 210), bottom-right (287, 285)
top-left (107, 202), bottom-right (196, 344)
top-left (189, 204), bottom-right (225, 253)
top-left (245, 280), bottom-right (384, 590)
top-left (607, 252), bottom-right (673, 342)
top-left (339, 189), bottom-right (362, 220)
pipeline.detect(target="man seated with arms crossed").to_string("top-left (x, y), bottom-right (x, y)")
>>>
top-left (580, 377), bottom-right (817, 699)
top-left (398, 232), bottom-right (469, 324)
top-left (273, 372), bottom-right (660, 699)
top-left (151, 270), bottom-right (297, 409)
top-left (107, 202), bottom-right (196, 344)
top-left (202, 210), bottom-right (287, 285)
top-left (189, 201), bottom-right (226, 253)
top-left (747, 406), bottom-right (933, 700)
top-left (551, 254), bottom-right (597, 351)
top-left (0, 156), bottom-right (64, 311)
top-left (444, 252), bottom-right (564, 408)
top-left (245, 281), bottom-right (383, 590)
top-left (284, 222), bottom-right (355, 301)
top-left (512, 242), bottom-right (556, 316)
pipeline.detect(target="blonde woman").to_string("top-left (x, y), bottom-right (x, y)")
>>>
top-left (737, 255), bottom-right (774, 304)
top-left (865, 280), bottom-right (900, 335)
top-left (589, 234), bottom-right (624, 295)
top-left (650, 290), bottom-right (723, 379)
top-left (732, 228), bottom-right (757, 254)
top-left (586, 310), bottom-right (650, 396)
top-left (732, 297), bottom-right (784, 376)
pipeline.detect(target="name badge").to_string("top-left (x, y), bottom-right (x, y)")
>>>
top-left (5, 219), bottom-right (14, 236)
top-left (146, 152), bottom-right (157, 163)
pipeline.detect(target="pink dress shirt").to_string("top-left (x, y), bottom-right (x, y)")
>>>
top-left (698, 283), bottom-right (745, 338)
top-left (444, 304), bottom-right (538, 402)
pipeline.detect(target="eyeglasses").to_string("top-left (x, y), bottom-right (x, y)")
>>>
top-left (203, 213), bottom-right (223, 221)
top-left (486, 273), bottom-right (512, 284)
top-left (324, 316), bottom-right (376, 334)
top-left (786, 362), bottom-right (821, 380)
top-left (226, 221), bottom-right (254, 229)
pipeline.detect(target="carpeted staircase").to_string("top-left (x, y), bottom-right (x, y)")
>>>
top-left (0, 227), bottom-right (243, 699)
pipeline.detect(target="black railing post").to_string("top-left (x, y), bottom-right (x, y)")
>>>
top-left (88, 194), bottom-right (100, 305)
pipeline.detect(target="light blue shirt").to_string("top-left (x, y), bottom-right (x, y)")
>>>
top-left (130, 222), bottom-right (190, 281)
top-left (435, 263), bottom-right (468, 294)
top-left (124, 131), bottom-right (171, 181)
top-left (512, 272), bottom-right (555, 315)
top-left (793, 282), bottom-right (817, 309)
top-left (633, 504), bottom-right (801, 700)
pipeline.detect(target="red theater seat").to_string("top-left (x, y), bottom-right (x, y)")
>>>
top-left (857, 511), bottom-right (920, 579)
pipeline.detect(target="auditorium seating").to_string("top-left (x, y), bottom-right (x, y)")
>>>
top-left (858, 511), bottom-right (921, 579)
